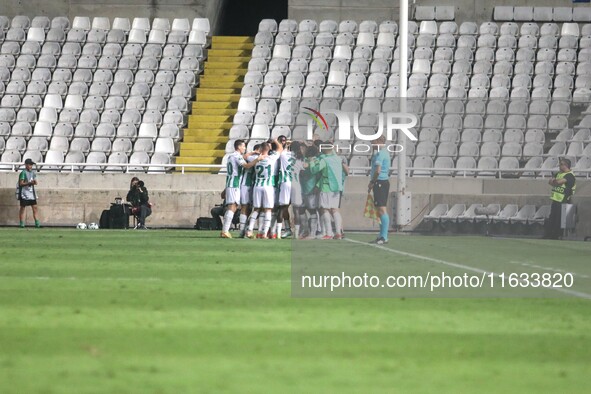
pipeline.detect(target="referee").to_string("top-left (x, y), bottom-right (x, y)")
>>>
top-left (368, 136), bottom-right (391, 244)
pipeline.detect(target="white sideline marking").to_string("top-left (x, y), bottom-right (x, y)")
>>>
top-left (0, 276), bottom-right (290, 283)
top-left (344, 238), bottom-right (591, 300)
top-left (508, 261), bottom-right (589, 279)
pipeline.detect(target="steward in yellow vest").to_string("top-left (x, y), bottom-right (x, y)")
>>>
top-left (544, 158), bottom-right (576, 239)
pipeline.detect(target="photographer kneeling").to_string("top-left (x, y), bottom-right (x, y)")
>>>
top-left (127, 177), bottom-right (151, 230)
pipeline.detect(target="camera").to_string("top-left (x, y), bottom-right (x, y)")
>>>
top-left (137, 180), bottom-right (145, 188)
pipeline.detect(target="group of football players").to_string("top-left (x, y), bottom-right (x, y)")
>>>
top-left (221, 136), bottom-right (349, 239)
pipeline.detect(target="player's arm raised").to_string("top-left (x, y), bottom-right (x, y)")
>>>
top-left (272, 137), bottom-right (284, 154)
top-left (241, 154), bottom-right (265, 169)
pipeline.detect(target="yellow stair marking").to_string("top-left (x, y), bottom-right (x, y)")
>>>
top-left (212, 36), bottom-right (253, 44)
top-left (194, 93), bottom-right (241, 102)
top-left (193, 101), bottom-right (238, 109)
top-left (189, 114), bottom-right (234, 122)
top-left (208, 49), bottom-right (251, 57)
top-left (176, 35), bottom-right (252, 171)
top-left (196, 88), bottom-right (241, 95)
top-left (201, 75), bottom-right (244, 82)
top-left (183, 136), bottom-right (228, 143)
top-left (204, 68), bottom-right (248, 76)
top-left (179, 150), bottom-right (227, 158)
top-left (192, 108), bottom-right (237, 116)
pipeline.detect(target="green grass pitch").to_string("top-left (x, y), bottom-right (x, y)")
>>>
top-left (0, 228), bottom-right (590, 393)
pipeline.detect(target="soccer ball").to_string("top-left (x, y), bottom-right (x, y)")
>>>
top-left (77, 222), bottom-right (87, 230)
top-left (88, 223), bottom-right (99, 230)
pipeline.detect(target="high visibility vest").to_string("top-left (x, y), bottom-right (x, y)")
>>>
top-left (550, 171), bottom-right (576, 203)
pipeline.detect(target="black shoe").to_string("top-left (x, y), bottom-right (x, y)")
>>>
top-left (370, 237), bottom-right (388, 245)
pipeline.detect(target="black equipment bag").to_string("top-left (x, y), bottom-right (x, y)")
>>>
top-left (195, 217), bottom-right (218, 230)
top-left (99, 209), bottom-right (110, 229)
top-left (109, 204), bottom-right (129, 229)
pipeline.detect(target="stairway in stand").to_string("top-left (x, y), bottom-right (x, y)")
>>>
top-left (176, 36), bottom-right (253, 172)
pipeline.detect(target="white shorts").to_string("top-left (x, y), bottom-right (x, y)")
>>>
top-left (304, 193), bottom-right (318, 210)
top-left (319, 192), bottom-right (340, 209)
top-left (253, 186), bottom-right (275, 209)
top-left (278, 182), bottom-right (291, 206)
top-left (225, 187), bottom-right (240, 205)
top-left (291, 182), bottom-right (303, 207)
top-left (240, 185), bottom-right (252, 205)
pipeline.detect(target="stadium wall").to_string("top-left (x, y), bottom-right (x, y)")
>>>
top-left (1, 0), bottom-right (226, 34)
top-left (0, 173), bottom-right (589, 237)
top-left (288, 0), bottom-right (591, 24)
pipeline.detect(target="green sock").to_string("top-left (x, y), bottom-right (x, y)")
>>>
top-left (35, 220), bottom-right (40, 228)
top-left (19, 221), bottom-right (25, 228)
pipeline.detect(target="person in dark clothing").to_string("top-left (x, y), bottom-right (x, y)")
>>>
top-left (544, 158), bottom-right (576, 240)
top-left (211, 190), bottom-right (239, 230)
top-left (126, 177), bottom-right (151, 229)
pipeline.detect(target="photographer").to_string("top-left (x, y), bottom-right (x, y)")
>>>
top-left (126, 177), bottom-right (151, 230)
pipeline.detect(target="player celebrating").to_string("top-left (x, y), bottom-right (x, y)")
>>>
top-left (309, 143), bottom-right (346, 239)
top-left (300, 145), bottom-right (321, 239)
top-left (221, 139), bottom-right (261, 238)
top-left (238, 143), bottom-right (261, 237)
top-left (275, 135), bottom-right (294, 239)
top-left (289, 141), bottom-right (306, 239)
top-left (246, 140), bottom-right (282, 239)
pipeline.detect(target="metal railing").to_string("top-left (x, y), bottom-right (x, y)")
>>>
top-left (1, 162), bottom-right (590, 178)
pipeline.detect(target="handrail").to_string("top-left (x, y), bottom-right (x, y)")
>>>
top-left (0, 162), bottom-right (590, 178)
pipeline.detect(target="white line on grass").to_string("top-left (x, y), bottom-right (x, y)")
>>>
top-left (344, 238), bottom-right (591, 300)
top-left (0, 276), bottom-right (290, 283)
top-left (507, 261), bottom-right (589, 279)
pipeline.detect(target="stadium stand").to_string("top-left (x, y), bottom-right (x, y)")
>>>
top-left (1, 10), bottom-right (591, 179)
top-left (221, 11), bottom-right (591, 179)
top-left (419, 201), bottom-right (552, 234)
top-left (0, 15), bottom-right (210, 172)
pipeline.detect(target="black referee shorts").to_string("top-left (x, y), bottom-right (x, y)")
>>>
top-left (20, 199), bottom-right (37, 207)
top-left (372, 180), bottom-right (390, 207)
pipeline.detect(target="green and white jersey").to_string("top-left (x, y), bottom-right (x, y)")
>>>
top-left (254, 153), bottom-right (280, 187)
top-left (17, 170), bottom-right (37, 200)
top-left (301, 158), bottom-right (320, 195)
top-left (240, 154), bottom-right (259, 187)
top-left (310, 153), bottom-right (344, 192)
top-left (278, 151), bottom-right (296, 184)
top-left (226, 151), bottom-right (246, 188)
top-left (293, 158), bottom-right (304, 184)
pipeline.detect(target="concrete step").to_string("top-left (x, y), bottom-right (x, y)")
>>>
top-left (188, 114), bottom-right (233, 123)
top-left (187, 119), bottom-right (234, 128)
top-left (201, 75), bottom-right (244, 83)
top-left (183, 135), bottom-right (228, 143)
top-left (196, 87), bottom-right (241, 95)
top-left (183, 128), bottom-right (229, 137)
top-left (204, 68), bottom-right (248, 76)
top-left (205, 61), bottom-right (249, 69)
top-left (200, 81), bottom-right (244, 89)
top-left (174, 167), bottom-right (220, 173)
top-left (192, 108), bottom-right (237, 116)
top-left (180, 142), bottom-right (225, 150)
top-left (207, 49), bottom-right (252, 57)
top-left (175, 156), bottom-right (219, 164)
top-left (212, 36), bottom-right (253, 44)
top-left (193, 101), bottom-right (238, 109)
top-left (179, 149), bottom-right (226, 158)
top-left (208, 55), bottom-right (251, 63)
top-left (194, 93), bottom-right (240, 102)
top-left (213, 42), bottom-right (254, 50)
